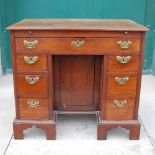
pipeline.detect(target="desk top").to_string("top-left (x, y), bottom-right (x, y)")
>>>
top-left (7, 19), bottom-right (149, 31)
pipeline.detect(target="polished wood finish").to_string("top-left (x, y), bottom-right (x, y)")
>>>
top-left (105, 97), bottom-right (136, 120)
top-left (13, 119), bottom-right (56, 140)
top-left (16, 75), bottom-right (48, 95)
top-left (7, 19), bottom-right (148, 140)
top-left (7, 19), bottom-right (148, 31)
top-left (108, 56), bottom-right (139, 72)
top-left (14, 30), bottom-right (141, 38)
top-left (53, 55), bottom-right (101, 111)
top-left (19, 98), bottom-right (49, 120)
top-left (16, 55), bottom-right (47, 71)
top-left (15, 37), bottom-right (141, 52)
top-left (107, 75), bottom-right (137, 95)
top-left (97, 116), bottom-right (141, 140)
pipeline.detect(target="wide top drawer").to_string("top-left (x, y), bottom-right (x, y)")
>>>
top-left (15, 37), bottom-right (141, 52)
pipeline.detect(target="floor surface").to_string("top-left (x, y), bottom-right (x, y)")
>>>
top-left (0, 75), bottom-right (155, 155)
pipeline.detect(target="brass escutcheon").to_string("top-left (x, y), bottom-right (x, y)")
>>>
top-left (113, 100), bottom-right (127, 108)
top-left (116, 56), bottom-right (131, 64)
top-left (115, 77), bottom-right (129, 85)
top-left (24, 56), bottom-right (39, 64)
top-left (71, 40), bottom-right (85, 47)
top-left (23, 40), bottom-right (38, 49)
top-left (27, 99), bottom-right (40, 108)
top-left (117, 40), bottom-right (132, 49)
top-left (25, 76), bottom-right (39, 85)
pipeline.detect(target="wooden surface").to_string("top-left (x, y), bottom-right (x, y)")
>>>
top-left (108, 56), bottom-right (139, 72)
top-left (8, 19), bottom-right (148, 140)
top-left (15, 37), bottom-right (141, 52)
top-left (53, 56), bottom-right (101, 111)
top-left (6, 19), bottom-right (149, 31)
top-left (16, 55), bottom-right (47, 71)
top-left (19, 98), bottom-right (49, 120)
top-left (97, 116), bottom-right (141, 140)
top-left (13, 119), bottom-right (56, 140)
top-left (14, 30), bottom-right (142, 38)
top-left (16, 75), bottom-right (48, 95)
top-left (105, 97), bottom-right (135, 120)
top-left (107, 75), bottom-right (137, 95)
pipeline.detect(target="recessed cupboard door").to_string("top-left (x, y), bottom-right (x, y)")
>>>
top-left (54, 55), bottom-right (102, 111)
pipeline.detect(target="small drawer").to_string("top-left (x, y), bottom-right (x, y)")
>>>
top-left (108, 55), bottom-right (139, 72)
top-left (105, 97), bottom-right (135, 120)
top-left (16, 75), bottom-right (48, 95)
top-left (19, 98), bottom-right (49, 120)
top-left (16, 55), bottom-right (47, 71)
top-left (15, 37), bottom-right (141, 52)
top-left (107, 75), bottom-right (137, 95)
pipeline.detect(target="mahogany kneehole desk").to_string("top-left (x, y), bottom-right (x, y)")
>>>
top-left (7, 19), bottom-right (148, 140)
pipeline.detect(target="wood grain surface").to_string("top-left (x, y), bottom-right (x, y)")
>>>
top-left (108, 55), bottom-right (139, 72)
top-left (7, 19), bottom-right (149, 31)
top-left (105, 97), bottom-right (135, 120)
top-left (15, 37), bottom-right (141, 52)
top-left (16, 54), bottom-right (47, 71)
top-left (19, 98), bottom-right (49, 120)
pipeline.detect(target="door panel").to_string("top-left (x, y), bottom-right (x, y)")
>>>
top-left (53, 55), bottom-right (101, 111)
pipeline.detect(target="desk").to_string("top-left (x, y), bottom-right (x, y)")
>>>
top-left (7, 19), bottom-right (148, 140)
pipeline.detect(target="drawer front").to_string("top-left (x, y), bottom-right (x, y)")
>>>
top-left (16, 75), bottom-right (48, 95)
top-left (16, 55), bottom-right (47, 71)
top-left (15, 38), bottom-right (140, 52)
top-left (108, 55), bottom-right (139, 72)
top-left (105, 97), bottom-right (135, 120)
top-left (107, 75), bottom-right (137, 95)
top-left (19, 98), bottom-right (49, 120)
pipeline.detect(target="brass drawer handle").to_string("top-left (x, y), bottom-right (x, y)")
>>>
top-left (115, 77), bottom-right (129, 85)
top-left (113, 100), bottom-right (127, 108)
top-left (25, 76), bottom-right (39, 85)
top-left (116, 56), bottom-right (131, 64)
top-left (23, 40), bottom-right (38, 49)
top-left (71, 40), bottom-right (85, 47)
top-left (27, 99), bottom-right (40, 108)
top-left (117, 40), bottom-right (132, 49)
top-left (24, 56), bottom-right (39, 64)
